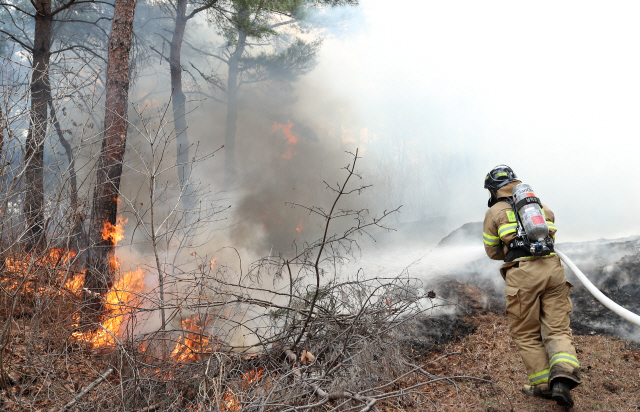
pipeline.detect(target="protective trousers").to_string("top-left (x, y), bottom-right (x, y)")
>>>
top-left (504, 255), bottom-right (581, 387)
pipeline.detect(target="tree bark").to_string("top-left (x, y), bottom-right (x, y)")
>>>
top-left (23, 0), bottom-right (52, 250)
top-left (83, 0), bottom-right (137, 322)
top-left (169, 0), bottom-right (191, 207)
top-left (223, 27), bottom-right (247, 186)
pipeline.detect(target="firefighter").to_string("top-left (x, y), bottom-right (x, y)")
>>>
top-left (483, 165), bottom-right (581, 408)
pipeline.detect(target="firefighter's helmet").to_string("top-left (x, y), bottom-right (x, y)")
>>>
top-left (484, 165), bottom-right (518, 192)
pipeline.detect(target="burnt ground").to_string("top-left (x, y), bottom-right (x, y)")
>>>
top-left (406, 246), bottom-right (640, 357)
top-left (569, 252), bottom-right (640, 342)
top-left (393, 274), bottom-right (640, 411)
top-left (395, 225), bottom-right (640, 411)
top-left (413, 278), bottom-right (504, 354)
top-left (427, 222), bottom-right (640, 345)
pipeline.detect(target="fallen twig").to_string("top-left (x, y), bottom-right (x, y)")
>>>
top-left (58, 368), bottom-right (114, 412)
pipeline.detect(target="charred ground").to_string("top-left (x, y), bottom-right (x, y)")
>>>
top-left (403, 223), bottom-right (640, 410)
top-left (429, 222), bottom-right (640, 344)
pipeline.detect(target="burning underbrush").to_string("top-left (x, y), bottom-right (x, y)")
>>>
top-left (2, 243), bottom-right (637, 410)
top-left (0, 242), bottom-right (482, 411)
top-left (0, 152), bottom-right (519, 411)
top-left (9, 150), bottom-right (637, 410)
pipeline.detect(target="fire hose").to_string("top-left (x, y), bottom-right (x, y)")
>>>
top-left (556, 249), bottom-right (640, 327)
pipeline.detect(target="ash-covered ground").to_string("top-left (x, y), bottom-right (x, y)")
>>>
top-left (344, 220), bottom-right (640, 349)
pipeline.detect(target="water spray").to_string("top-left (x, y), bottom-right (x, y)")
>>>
top-left (556, 249), bottom-right (640, 327)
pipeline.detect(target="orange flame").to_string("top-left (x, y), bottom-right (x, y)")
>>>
top-left (272, 120), bottom-right (298, 159)
top-left (210, 258), bottom-right (217, 270)
top-left (171, 317), bottom-right (216, 362)
top-left (295, 220), bottom-right (303, 233)
top-left (3, 249), bottom-right (82, 294)
top-left (102, 216), bottom-right (128, 273)
top-left (75, 216), bottom-right (146, 347)
top-left (222, 391), bottom-right (241, 411)
top-left (242, 368), bottom-right (265, 387)
top-left (216, 368), bottom-right (264, 410)
top-left (102, 216), bottom-right (128, 245)
top-left (72, 268), bottom-right (145, 347)
top-left (64, 272), bottom-right (85, 291)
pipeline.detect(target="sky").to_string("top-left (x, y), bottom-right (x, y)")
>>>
top-left (298, 1), bottom-right (640, 242)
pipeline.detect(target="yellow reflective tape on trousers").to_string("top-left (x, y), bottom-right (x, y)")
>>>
top-left (529, 368), bottom-right (550, 385)
top-left (550, 353), bottom-right (579, 369)
top-left (498, 223), bottom-right (518, 239)
top-left (483, 232), bottom-right (500, 246)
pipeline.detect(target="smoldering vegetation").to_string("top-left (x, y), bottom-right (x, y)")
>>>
top-left (404, 221), bottom-right (640, 343)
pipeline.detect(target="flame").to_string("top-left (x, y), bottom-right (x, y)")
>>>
top-left (210, 258), bottom-right (217, 270)
top-left (3, 249), bottom-right (81, 294)
top-left (73, 268), bottom-right (145, 347)
top-left (272, 120), bottom-right (298, 159)
top-left (3, 241), bottom-right (145, 349)
top-left (102, 216), bottom-right (128, 273)
top-left (171, 317), bottom-right (216, 362)
top-left (214, 368), bottom-right (264, 410)
top-left (64, 272), bottom-right (85, 291)
top-left (242, 368), bottom-right (265, 387)
top-left (102, 216), bottom-right (127, 245)
top-left (222, 391), bottom-right (241, 411)
top-left (295, 220), bottom-right (303, 233)
top-left (4, 248), bottom-right (75, 271)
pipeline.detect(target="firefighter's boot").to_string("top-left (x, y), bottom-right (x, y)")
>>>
top-left (551, 378), bottom-right (574, 408)
top-left (521, 383), bottom-right (552, 399)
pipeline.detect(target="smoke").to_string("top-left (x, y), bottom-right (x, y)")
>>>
top-left (299, 0), bottom-right (640, 241)
top-left (9, 0), bottom-right (640, 346)
top-left (46, 0), bottom-right (640, 262)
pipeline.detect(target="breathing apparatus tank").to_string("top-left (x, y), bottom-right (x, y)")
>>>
top-left (511, 183), bottom-right (553, 256)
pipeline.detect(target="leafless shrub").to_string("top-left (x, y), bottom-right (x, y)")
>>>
top-left (0, 72), bottom-right (513, 410)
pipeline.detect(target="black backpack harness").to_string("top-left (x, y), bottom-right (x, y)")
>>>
top-left (490, 196), bottom-right (555, 262)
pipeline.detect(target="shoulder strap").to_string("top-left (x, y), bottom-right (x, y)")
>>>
top-left (488, 196), bottom-right (512, 208)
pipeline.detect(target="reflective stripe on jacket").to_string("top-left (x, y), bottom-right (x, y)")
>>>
top-left (483, 200), bottom-right (557, 262)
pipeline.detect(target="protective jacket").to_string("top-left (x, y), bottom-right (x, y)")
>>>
top-left (482, 181), bottom-right (581, 389)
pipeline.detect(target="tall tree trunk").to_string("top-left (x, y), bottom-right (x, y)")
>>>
top-left (223, 28), bottom-right (247, 186)
top-left (83, 0), bottom-right (137, 322)
top-left (170, 0), bottom-right (191, 207)
top-left (23, 0), bottom-right (52, 250)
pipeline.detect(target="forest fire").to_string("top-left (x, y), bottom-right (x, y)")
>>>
top-left (102, 216), bottom-right (127, 245)
top-left (272, 120), bottom-right (298, 159)
top-left (3, 248), bottom-right (79, 293)
top-left (4, 248), bottom-right (75, 273)
top-left (72, 217), bottom-right (147, 347)
top-left (102, 216), bottom-right (128, 272)
top-left (171, 317), bottom-right (217, 361)
top-left (221, 391), bottom-right (241, 411)
top-left (242, 368), bottom-right (265, 387)
top-left (216, 368), bottom-right (265, 410)
top-left (72, 268), bottom-right (145, 347)
top-left (64, 270), bottom-right (85, 291)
